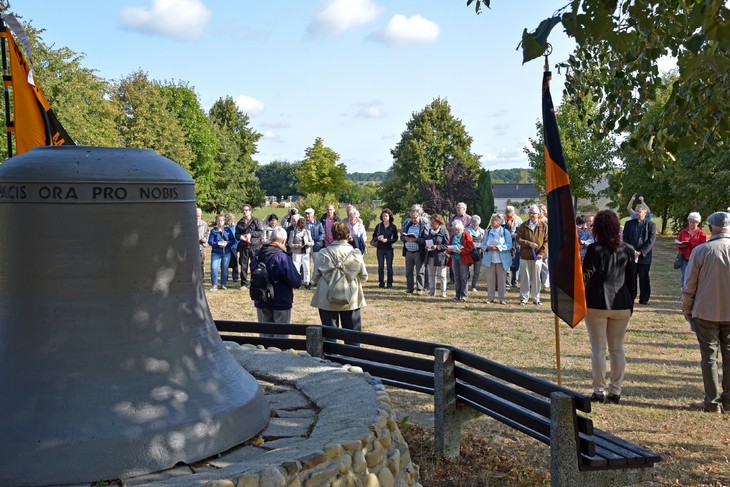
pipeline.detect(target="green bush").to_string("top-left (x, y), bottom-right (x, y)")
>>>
top-left (297, 192), bottom-right (337, 218)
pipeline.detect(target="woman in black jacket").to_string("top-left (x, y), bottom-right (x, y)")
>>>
top-left (419, 214), bottom-right (450, 297)
top-left (583, 210), bottom-right (637, 404)
top-left (372, 208), bottom-right (399, 288)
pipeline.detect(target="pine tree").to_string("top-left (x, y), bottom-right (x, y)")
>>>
top-left (474, 169), bottom-right (494, 226)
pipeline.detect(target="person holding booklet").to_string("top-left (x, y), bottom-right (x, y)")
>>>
top-left (401, 207), bottom-right (428, 294)
top-left (372, 208), bottom-right (399, 288)
top-left (445, 220), bottom-right (475, 301)
top-left (675, 212), bottom-right (706, 286)
top-left (481, 213), bottom-right (512, 304)
top-left (418, 214), bottom-right (450, 297)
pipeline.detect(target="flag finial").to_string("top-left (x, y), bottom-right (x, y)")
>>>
top-left (543, 43), bottom-right (552, 72)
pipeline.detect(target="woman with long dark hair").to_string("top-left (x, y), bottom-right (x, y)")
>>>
top-left (372, 208), bottom-right (399, 288)
top-left (583, 210), bottom-right (637, 404)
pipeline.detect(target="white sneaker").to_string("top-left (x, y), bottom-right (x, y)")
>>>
top-left (441, 291), bottom-right (447, 298)
top-left (220, 285), bottom-right (227, 290)
top-left (210, 286), bottom-right (218, 291)
top-left (471, 288), bottom-right (477, 292)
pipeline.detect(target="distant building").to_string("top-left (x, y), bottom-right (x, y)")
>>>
top-left (575, 175), bottom-right (614, 213)
top-left (492, 184), bottom-right (540, 212)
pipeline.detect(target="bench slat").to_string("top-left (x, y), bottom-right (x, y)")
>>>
top-left (324, 354), bottom-right (434, 389)
top-left (326, 343), bottom-right (435, 372)
top-left (456, 395), bottom-right (551, 446)
top-left (592, 429), bottom-right (662, 464)
top-left (455, 366), bottom-right (594, 437)
top-left (588, 434), bottom-right (647, 466)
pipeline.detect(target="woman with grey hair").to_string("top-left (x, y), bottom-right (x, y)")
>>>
top-left (468, 215), bottom-right (485, 292)
top-left (445, 219), bottom-right (475, 301)
top-left (482, 213), bottom-right (512, 304)
top-left (347, 208), bottom-right (367, 254)
top-left (676, 212), bottom-right (707, 285)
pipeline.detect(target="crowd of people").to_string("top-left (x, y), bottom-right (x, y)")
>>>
top-left (197, 199), bottom-right (730, 413)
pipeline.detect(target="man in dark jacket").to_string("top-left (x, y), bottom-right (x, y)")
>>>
top-left (235, 204), bottom-right (262, 289)
top-left (622, 203), bottom-right (656, 305)
top-left (254, 226), bottom-right (302, 337)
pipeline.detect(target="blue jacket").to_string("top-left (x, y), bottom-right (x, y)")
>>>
top-left (254, 244), bottom-right (303, 310)
top-left (481, 226), bottom-right (513, 270)
top-left (305, 220), bottom-right (325, 251)
top-left (208, 226), bottom-right (236, 255)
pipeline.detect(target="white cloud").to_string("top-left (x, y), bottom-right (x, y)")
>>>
top-left (482, 145), bottom-right (528, 165)
top-left (260, 120), bottom-right (291, 129)
top-left (353, 101), bottom-right (385, 119)
top-left (261, 130), bottom-right (281, 141)
top-left (119, 0), bottom-right (212, 40)
top-left (493, 123), bottom-right (510, 136)
top-left (235, 95), bottom-right (265, 116)
top-left (307, 0), bottom-right (382, 38)
top-left (369, 14), bottom-right (439, 47)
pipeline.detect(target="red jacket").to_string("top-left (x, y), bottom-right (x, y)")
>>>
top-left (676, 228), bottom-right (707, 261)
top-left (447, 231), bottom-right (475, 267)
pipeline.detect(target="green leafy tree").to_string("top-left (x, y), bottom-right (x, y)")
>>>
top-left (347, 171), bottom-right (388, 182)
top-left (469, 0), bottom-right (730, 162)
top-left (607, 76), bottom-right (730, 235)
top-left (524, 94), bottom-right (617, 206)
top-left (296, 137), bottom-right (347, 196)
top-left (208, 96), bottom-right (264, 210)
top-left (419, 158), bottom-right (479, 220)
top-left (160, 81), bottom-right (218, 206)
top-left (255, 160), bottom-right (300, 198)
top-left (382, 98), bottom-right (480, 216)
top-left (339, 180), bottom-right (380, 205)
top-left (21, 21), bottom-right (120, 149)
top-left (490, 168), bottom-right (533, 184)
top-left (474, 169), bottom-right (495, 225)
top-left (113, 71), bottom-right (194, 168)
top-left (296, 192), bottom-right (338, 219)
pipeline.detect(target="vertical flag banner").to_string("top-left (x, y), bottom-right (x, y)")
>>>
top-left (1, 15), bottom-right (73, 156)
top-left (542, 70), bottom-right (586, 328)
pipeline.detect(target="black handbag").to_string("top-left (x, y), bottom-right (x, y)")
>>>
top-left (470, 248), bottom-right (482, 263)
top-left (673, 253), bottom-right (683, 269)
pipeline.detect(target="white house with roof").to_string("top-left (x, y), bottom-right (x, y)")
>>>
top-left (492, 184), bottom-right (541, 212)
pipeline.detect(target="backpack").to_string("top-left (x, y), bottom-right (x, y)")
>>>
top-left (325, 250), bottom-right (359, 305)
top-left (249, 257), bottom-right (275, 304)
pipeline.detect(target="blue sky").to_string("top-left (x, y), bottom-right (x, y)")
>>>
top-left (17, 0), bottom-right (578, 173)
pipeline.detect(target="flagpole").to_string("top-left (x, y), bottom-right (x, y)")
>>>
top-left (0, 17), bottom-right (12, 158)
top-left (543, 45), bottom-right (564, 386)
top-left (554, 314), bottom-right (562, 385)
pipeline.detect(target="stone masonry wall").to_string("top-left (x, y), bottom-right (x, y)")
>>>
top-left (136, 343), bottom-right (421, 487)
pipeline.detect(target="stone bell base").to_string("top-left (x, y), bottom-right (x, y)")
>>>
top-left (117, 343), bottom-right (421, 487)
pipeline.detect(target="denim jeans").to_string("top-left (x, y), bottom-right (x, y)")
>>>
top-left (680, 257), bottom-right (689, 287)
top-left (210, 251), bottom-right (231, 287)
top-left (377, 249), bottom-right (394, 286)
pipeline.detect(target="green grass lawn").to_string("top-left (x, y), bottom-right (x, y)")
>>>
top-left (205, 229), bottom-right (726, 486)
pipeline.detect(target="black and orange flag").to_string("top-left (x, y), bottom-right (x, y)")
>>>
top-left (542, 70), bottom-right (586, 328)
top-left (1, 14), bottom-right (73, 156)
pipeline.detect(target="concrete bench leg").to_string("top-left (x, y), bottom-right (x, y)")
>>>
top-left (434, 347), bottom-right (480, 458)
top-left (550, 392), bottom-right (655, 486)
top-left (306, 326), bottom-right (323, 358)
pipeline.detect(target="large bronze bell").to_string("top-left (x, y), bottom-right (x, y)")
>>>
top-left (0, 147), bottom-right (268, 486)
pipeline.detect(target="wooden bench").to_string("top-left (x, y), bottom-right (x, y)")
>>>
top-left (216, 321), bottom-right (661, 486)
